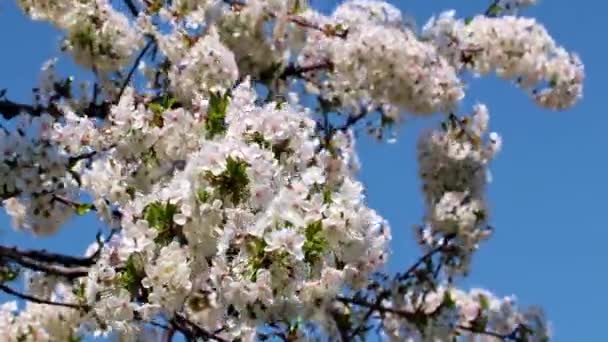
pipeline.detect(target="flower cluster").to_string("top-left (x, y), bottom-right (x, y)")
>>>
top-left (18, 0), bottom-right (143, 72)
top-left (0, 111), bottom-right (79, 235)
top-left (0, 284), bottom-right (82, 341)
top-left (215, 0), bottom-right (308, 78)
top-left (382, 285), bottom-right (550, 341)
top-left (417, 104), bottom-right (500, 272)
top-left (51, 81), bottom-right (389, 338)
top-left (299, 1), bottom-right (463, 118)
top-left (0, 0), bottom-right (585, 340)
top-left (422, 11), bottom-right (584, 109)
top-left (165, 27), bottom-right (239, 105)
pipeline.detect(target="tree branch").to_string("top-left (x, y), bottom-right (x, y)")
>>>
top-left (0, 283), bottom-right (89, 311)
top-left (1, 257), bottom-right (89, 280)
top-left (172, 313), bottom-right (227, 342)
top-left (338, 295), bottom-right (524, 341)
top-left (344, 243), bottom-right (448, 338)
top-left (116, 39), bottom-right (155, 103)
top-left (0, 100), bottom-right (38, 119)
top-left (0, 245), bottom-right (95, 267)
top-left (280, 60), bottom-right (333, 80)
top-left (0, 98), bottom-right (111, 120)
top-left (123, 0), bottom-right (139, 17)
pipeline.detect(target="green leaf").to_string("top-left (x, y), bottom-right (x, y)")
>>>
top-left (148, 96), bottom-right (177, 128)
top-left (188, 293), bottom-right (211, 312)
top-left (0, 265), bottom-right (19, 283)
top-left (196, 189), bottom-right (211, 203)
top-left (487, 3), bottom-right (503, 16)
top-left (245, 237), bottom-right (269, 281)
top-left (549, 75), bottom-right (559, 87)
top-left (148, 102), bottom-right (164, 114)
top-left (205, 157), bottom-right (250, 205)
top-left (68, 335), bottom-right (83, 342)
top-left (151, 110), bottom-right (164, 128)
top-left (292, 0), bottom-right (307, 14)
top-left (465, 17), bottom-right (473, 25)
top-left (244, 132), bottom-right (271, 149)
top-left (118, 252), bottom-right (146, 292)
top-left (141, 148), bottom-right (158, 167)
top-left (205, 92), bottom-right (230, 138)
top-left (74, 203), bottom-right (94, 216)
top-left (126, 186), bottom-right (136, 200)
top-left (303, 220), bottom-right (327, 265)
top-left (442, 290), bottom-right (457, 309)
top-left (72, 283), bottom-right (86, 303)
top-left (323, 187), bottom-right (333, 204)
top-left (70, 24), bottom-right (96, 49)
top-left (144, 201), bottom-right (179, 246)
top-left (478, 293), bottom-right (490, 310)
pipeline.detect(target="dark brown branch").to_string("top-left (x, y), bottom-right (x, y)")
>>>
top-left (0, 100), bottom-right (37, 119)
top-left (458, 325), bottom-right (514, 339)
top-left (280, 60), bottom-right (333, 79)
top-left (0, 256), bottom-right (89, 279)
top-left (162, 325), bottom-right (177, 342)
top-left (345, 243), bottom-right (448, 338)
top-left (116, 39), bottom-right (154, 103)
top-left (399, 243), bottom-right (447, 282)
top-left (337, 111), bottom-right (367, 131)
top-left (123, 0), bottom-right (139, 17)
top-left (338, 296), bottom-right (522, 341)
top-left (0, 98), bottom-right (111, 120)
top-left (0, 283), bottom-right (89, 311)
top-left (0, 245), bottom-right (95, 267)
top-left (68, 150), bottom-right (98, 167)
top-left (172, 313), bottom-right (227, 342)
top-left (337, 295), bottom-right (417, 321)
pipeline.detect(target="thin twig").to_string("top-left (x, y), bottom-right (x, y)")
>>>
top-left (280, 60), bottom-right (333, 79)
top-left (173, 313), bottom-right (228, 342)
top-left (116, 39), bottom-right (154, 103)
top-left (346, 243), bottom-right (447, 338)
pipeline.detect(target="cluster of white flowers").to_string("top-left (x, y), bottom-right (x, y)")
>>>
top-left (34, 81), bottom-right (387, 338)
top-left (18, 0), bottom-right (143, 72)
top-left (382, 285), bottom-right (550, 341)
top-left (0, 0), bottom-right (585, 340)
top-left (417, 104), bottom-right (500, 272)
top-left (0, 111), bottom-right (80, 235)
top-left (165, 28), bottom-right (239, 105)
top-left (332, 0), bottom-right (413, 29)
top-left (0, 284), bottom-right (82, 341)
top-left (215, 0), bottom-right (308, 78)
top-left (299, 1), bottom-right (463, 117)
top-left (422, 11), bottom-right (584, 109)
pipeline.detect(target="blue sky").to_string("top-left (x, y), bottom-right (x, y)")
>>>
top-left (0, 0), bottom-right (606, 340)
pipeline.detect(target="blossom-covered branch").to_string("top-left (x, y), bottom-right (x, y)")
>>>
top-left (0, 0), bottom-right (583, 340)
